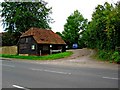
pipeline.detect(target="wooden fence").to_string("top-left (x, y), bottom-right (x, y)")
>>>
top-left (116, 47), bottom-right (120, 52)
top-left (0, 46), bottom-right (17, 55)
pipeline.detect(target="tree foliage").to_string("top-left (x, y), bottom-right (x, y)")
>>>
top-left (81, 2), bottom-right (120, 63)
top-left (62, 10), bottom-right (87, 48)
top-left (1, 1), bottom-right (52, 45)
top-left (56, 32), bottom-right (63, 38)
top-left (82, 2), bottom-right (120, 51)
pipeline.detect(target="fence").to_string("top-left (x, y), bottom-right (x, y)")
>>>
top-left (115, 47), bottom-right (120, 52)
top-left (0, 46), bottom-right (17, 55)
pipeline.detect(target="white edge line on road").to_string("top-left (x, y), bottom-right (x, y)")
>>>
top-left (102, 77), bottom-right (119, 80)
top-left (13, 85), bottom-right (30, 90)
top-left (2, 64), bottom-right (15, 68)
top-left (30, 68), bottom-right (71, 75)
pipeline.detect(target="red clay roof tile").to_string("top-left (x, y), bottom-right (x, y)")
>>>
top-left (20, 27), bottom-right (66, 44)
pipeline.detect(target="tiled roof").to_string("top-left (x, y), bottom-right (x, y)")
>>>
top-left (20, 27), bottom-right (66, 44)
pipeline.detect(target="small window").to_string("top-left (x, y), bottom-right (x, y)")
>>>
top-left (26, 38), bottom-right (28, 43)
top-left (20, 38), bottom-right (25, 43)
top-left (31, 45), bottom-right (35, 50)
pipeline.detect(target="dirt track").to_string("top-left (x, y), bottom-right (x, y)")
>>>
top-left (33, 48), bottom-right (119, 70)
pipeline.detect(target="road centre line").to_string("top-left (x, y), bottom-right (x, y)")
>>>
top-left (44, 69), bottom-right (71, 75)
top-left (13, 84), bottom-right (30, 90)
top-left (2, 64), bottom-right (15, 68)
top-left (102, 77), bottom-right (119, 80)
top-left (31, 68), bottom-right (43, 71)
top-left (30, 68), bottom-right (71, 75)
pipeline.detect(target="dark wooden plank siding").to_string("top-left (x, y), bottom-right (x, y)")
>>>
top-left (38, 44), bottom-right (50, 55)
top-left (19, 36), bottom-right (38, 55)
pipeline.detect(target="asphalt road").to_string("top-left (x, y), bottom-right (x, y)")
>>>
top-left (1, 59), bottom-right (119, 89)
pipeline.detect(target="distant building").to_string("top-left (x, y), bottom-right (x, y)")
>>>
top-left (18, 27), bottom-right (66, 56)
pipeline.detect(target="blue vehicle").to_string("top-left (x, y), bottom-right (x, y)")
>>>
top-left (72, 43), bottom-right (78, 49)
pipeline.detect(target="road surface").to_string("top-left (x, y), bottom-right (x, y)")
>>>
top-left (1, 49), bottom-right (119, 89)
top-left (1, 59), bottom-right (119, 89)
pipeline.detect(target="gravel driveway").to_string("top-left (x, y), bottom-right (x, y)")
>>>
top-left (32, 48), bottom-right (119, 70)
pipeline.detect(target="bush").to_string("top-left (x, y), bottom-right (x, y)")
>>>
top-left (98, 50), bottom-right (112, 61)
top-left (97, 50), bottom-right (120, 63)
top-left (98, 50), bottom-right (106, 60)
top-left (111, 51), bottom-right (120, 63)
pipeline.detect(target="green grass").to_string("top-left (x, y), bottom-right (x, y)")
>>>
top-left (0, 51), bottom-right (73, 60)
top-left (91, 49), bottom-right (120, 63)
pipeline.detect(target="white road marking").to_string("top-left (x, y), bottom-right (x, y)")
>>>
top-left (2, 64), bottom-right (15, 68)
top-left (13, 85), bottom-right (30, 90)
top-left (44, 69), bottom-right (71, 75)
top-left (30, 68), bottom-right (71, 75)
top-left (13, 85), bottom-right (25, 89)
top-left (102, 77), bottom-right (119, 80)
top-left (31, 68), bottom-right (43, 71)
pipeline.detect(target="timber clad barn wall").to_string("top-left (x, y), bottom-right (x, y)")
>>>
top-left (18, 27), bottom-right (66, 56)
top-left (18, 36), bottom-right (38, 56)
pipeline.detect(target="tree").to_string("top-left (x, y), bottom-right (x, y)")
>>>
top-left (62, 10), bottom-right (87, 48)
top-left (2, 32), bottom-right (15, 46)
top-left (80, 2), bottom-right (120, 63)
top-left (107, 1), bottom-right (120, 49)
top-left (56, 32), bottom-right (63, 38)
top-left (1, 1), bottom-right (53, 45)
top-left (82, 1), bottom-right (120, 51)
top-left (82, 2), bottom-right (112, 50)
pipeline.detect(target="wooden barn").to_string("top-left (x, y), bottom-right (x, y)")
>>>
top-left (18, 27), bottom-right (66, 56)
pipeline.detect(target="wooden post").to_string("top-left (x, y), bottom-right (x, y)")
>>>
top-left (40, 50), bottom-right (41, 56)
top-left (50, 45), bottom-right (52, 54)
top-left (50, 49), bottom-right (52, 54)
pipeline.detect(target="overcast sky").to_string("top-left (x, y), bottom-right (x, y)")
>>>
top-left (0, 0), bottom-right (119, 33)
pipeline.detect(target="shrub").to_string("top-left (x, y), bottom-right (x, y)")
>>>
top-left (98, 50), bottom-right (111, 61)
top-left (111, 51), bottom-right (120, 63)
top-left (97, 50), bottom-right (120, 63)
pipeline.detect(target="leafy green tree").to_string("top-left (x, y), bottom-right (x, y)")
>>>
top-left (1, 1), bottom-right (52, 45)
top-left (56, 32), bottom-right (63, 38)
top-left (82, 2), bottom-right (119, 50)
top-left (62, 10), bottom-right (87, 48)
top-left (107, 1), bottom-right (120, 49)
top-left (81, 1), bottom-right (120, 63)
top-left (2, 32), bottom-right (15, 46)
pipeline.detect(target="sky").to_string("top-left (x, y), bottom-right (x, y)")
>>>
top-left (0, 0), bottom-right (119, 33)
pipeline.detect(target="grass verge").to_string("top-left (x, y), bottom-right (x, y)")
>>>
top-left (0, 51), bottom-right (73, 60)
